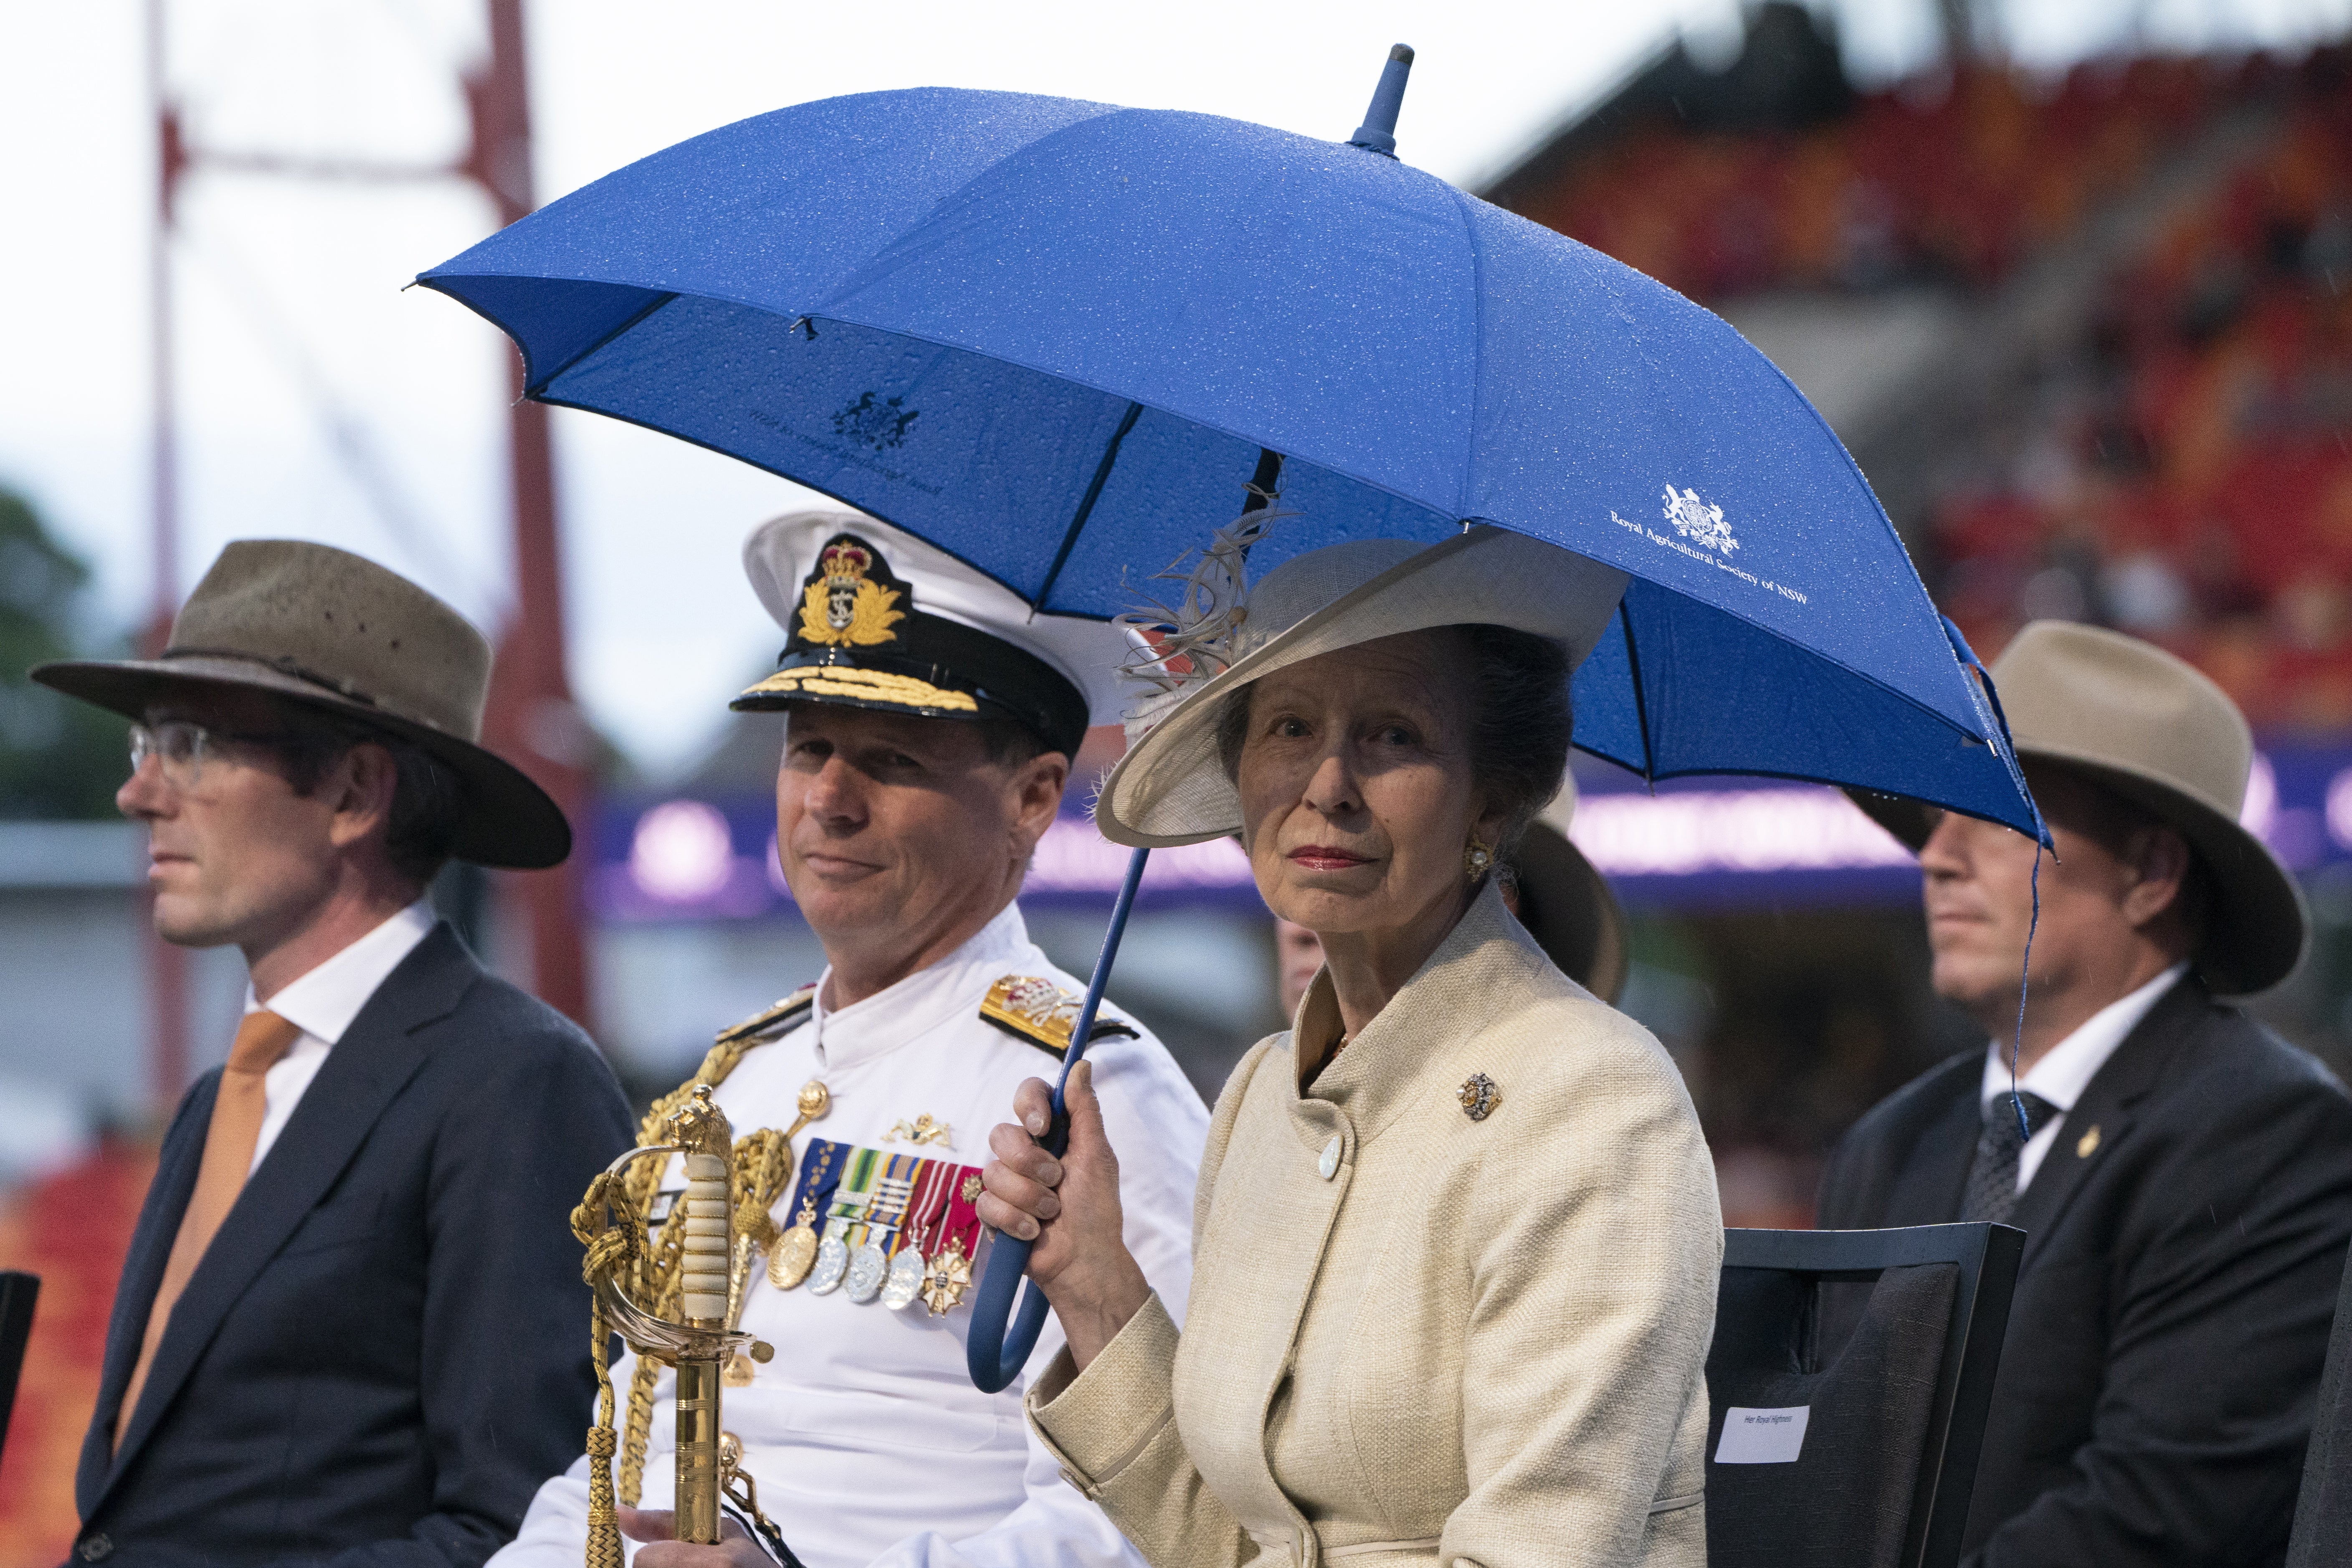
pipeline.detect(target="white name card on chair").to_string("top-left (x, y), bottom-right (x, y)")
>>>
top-left (1715, 1405), bottom-right (1811, 1464)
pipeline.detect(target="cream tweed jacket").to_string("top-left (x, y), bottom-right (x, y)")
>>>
top-left (1027, 881), bottom-right (1721, 1568)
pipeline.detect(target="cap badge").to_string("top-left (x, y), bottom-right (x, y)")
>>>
top-left (798, 535), bottom-right (907, 649)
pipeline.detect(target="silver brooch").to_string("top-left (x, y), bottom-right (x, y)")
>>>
top-left (1458, 1073), bottom-right (1500, 1122)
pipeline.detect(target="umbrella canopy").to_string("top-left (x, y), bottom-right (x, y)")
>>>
top-left (418, 84), bottom-right (2037, 836)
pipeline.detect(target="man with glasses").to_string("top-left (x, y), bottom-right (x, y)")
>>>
top-left (31, 539), bottom-right (633, 1567)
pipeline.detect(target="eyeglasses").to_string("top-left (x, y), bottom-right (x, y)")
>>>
top-left (127, 720), bottom-right (294, 790)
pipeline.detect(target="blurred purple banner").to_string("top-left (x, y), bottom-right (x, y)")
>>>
top-left (589, 739), bottom-right (2352, 922)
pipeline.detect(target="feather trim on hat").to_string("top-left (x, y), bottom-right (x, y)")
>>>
top-left (1112, 496), bottom-right (1295, 746)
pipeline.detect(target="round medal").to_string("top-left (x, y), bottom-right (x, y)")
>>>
top-left (881, 1248), bottom-right (927, 1310)
top-left (845, 1240), bottom-right (888, 1303)
top-left (768, 1223), bottom-right (819, 1289)
top-left (808, 1232), bottom-right (850, 1295)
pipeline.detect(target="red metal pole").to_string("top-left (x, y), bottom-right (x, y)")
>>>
top-left (467, 0), bottom-right (592, 1027)
top-left (145, 0), bottom-right (189, 1120)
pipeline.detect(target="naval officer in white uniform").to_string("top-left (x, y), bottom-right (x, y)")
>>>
top-left (494, 514), bottom-right (1207, 1568)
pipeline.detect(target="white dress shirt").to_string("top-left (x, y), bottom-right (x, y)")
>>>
top-left (241, 897), bottom-right (437, 1174)
top-left (494, 900), bottom-right (1208, 1568)
top-left (1977, 962), bottom-right (2187, 1192)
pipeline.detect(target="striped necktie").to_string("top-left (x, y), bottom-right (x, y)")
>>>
top-left (114, 1009), bottom-right (302, 1449)
top-left (1960, 1090), bottom-right (2057, 1227)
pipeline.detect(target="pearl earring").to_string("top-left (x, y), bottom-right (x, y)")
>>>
top-left (1464, 837), bottom-right (1494, 881)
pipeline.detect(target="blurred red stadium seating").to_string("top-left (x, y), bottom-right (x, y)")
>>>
top-left (1522, 46), bottom-right (2352, 724)
top-left (0, 1143), bottom-right (155, 1568)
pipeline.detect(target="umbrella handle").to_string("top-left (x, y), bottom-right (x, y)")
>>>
top-left (967, 846), bottom-right (1153, 1393)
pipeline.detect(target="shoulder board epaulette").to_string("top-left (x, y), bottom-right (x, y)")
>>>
top-left (980, 974), bottom-right (1141, 1059)
top-left (714, 983), bottom-right (819, 1048)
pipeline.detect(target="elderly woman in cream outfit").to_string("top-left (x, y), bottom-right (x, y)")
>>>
top-left (978, 527), bottom-right (1721, 1568)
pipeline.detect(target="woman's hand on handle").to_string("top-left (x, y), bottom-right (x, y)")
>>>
top-left (979, 1060), bottom-right (1152, 1371)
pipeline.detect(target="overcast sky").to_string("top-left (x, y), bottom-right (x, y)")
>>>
top-left (4, 0), bottom-right (2347, 773)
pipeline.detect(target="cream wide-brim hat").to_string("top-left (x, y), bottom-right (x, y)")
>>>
top-left (1095, 526), bottom-right (1629, 847)
top-left (1852, 619), bottom-right (2306, 996)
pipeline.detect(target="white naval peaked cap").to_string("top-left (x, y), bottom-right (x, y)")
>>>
top-left (732, 510), bottom-right (1132, 758)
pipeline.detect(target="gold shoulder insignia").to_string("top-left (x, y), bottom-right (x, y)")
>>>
top-left (715, 983), bottom-right (820, 1047)
top-left (980, 974), bottom-right (1141, 1059)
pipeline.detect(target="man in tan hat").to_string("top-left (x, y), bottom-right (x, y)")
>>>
top-left (1822, 620), bottom-right (2352, 1567)
top-left (31, 540), bottom-right (633, 1566)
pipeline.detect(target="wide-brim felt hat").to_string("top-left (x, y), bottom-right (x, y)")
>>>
top-left (732, 510), bottom-right (1132, 758)
top-left (33, 539), bottom-right (570, 870)
top-left (1851, 619), bottom-right (2304, 995)
top-left (1515, 774), bottom-right (1630, 1004)
top-left (1096, 526), bottom-right (1629, 847)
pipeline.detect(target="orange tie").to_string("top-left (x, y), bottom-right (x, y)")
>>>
top-left (114, 1009), bottom-right (302, 1449)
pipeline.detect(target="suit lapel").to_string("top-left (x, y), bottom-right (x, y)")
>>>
top-left (75, 1081), bottom-right (216, 1510)
top-left (1887, 1061), bottom-right (1984, 1226)
top-left (2007, 976), bottom-right (2203, 1266)
top-left (99, 926), bottom-right (478, 1495)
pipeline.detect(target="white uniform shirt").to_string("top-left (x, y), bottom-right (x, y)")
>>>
top-left (495, 902), bottom-right (1208, 1568)
top-left (1977, 962), bottom-right (2187, 1191)
top-left (241, 897), bottom-right (438, 1174)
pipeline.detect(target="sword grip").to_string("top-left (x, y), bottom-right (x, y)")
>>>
top-left (680, 1153), bottom-right (731, 1324)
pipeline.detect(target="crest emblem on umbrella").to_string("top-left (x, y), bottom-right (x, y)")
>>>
top-left (833, 390), bottom-right (921, 451)
top-left (798, 535), bottom-right (908, 647)
top-left (1663, 484), bottom-right (1738, 556)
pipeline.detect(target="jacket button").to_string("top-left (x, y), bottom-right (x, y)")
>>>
top-left (1318, 1136), bottom-right (1342, 1180)
top-left (78, 1535), bottom-right (113, 1562)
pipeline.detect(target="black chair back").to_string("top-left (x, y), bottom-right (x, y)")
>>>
top-left (0, 1270), bottom-right (38, 1470)
top-left (1704, 1224), bottom-right (2021, 1568)
top-left (2286, 1248), bottom-right (2352, 1566)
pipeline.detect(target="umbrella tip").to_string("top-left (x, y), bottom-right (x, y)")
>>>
top-left (1347, 43), bottom-right (1415, 159)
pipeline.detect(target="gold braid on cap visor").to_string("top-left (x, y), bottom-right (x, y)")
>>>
top-left (738, 665), bottom-right (980, 713)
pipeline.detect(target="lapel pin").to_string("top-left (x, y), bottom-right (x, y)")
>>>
top-left (2076, 1124), bottom-right (2101, 1159)
top-left (1458, 1073), bottom-right (1500, 1122)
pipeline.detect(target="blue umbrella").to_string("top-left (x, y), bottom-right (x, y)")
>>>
top-left (419, 50), bottom-right (2042, 1391)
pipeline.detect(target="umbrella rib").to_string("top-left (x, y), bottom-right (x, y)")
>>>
top-left (523, 290), bottom-right (680, 398)
top-left (1030, 400), bottom-right (1145, 613)
top-left (1617, 598), bottom-right (1658, 787)
top-left (1444, 183), bottom-right (1488, 522)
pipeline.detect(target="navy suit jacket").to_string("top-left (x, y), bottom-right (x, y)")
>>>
top-left (1819, 976), bottom-right (2352, 1568)
top-left (71, 924), bottom-right (634, 1567)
